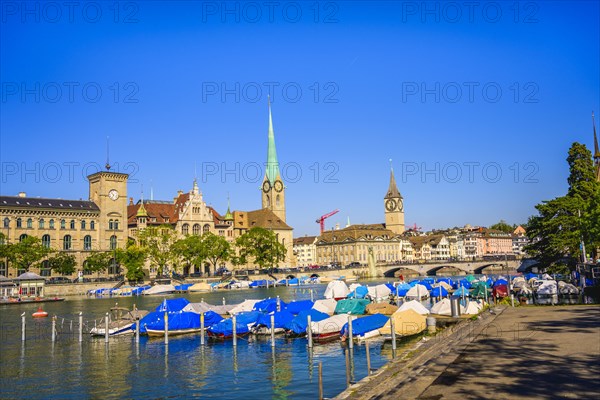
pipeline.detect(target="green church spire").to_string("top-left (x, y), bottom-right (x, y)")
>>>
top-left (265, 97), bottom-right (280, 184)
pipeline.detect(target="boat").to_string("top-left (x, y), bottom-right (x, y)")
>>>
top-left (340, 313), bottom-right (389, 341)
top-left (334, 298), bottom-right (370, 315)
top-left (311, 314), bottom-right (356, 342)
top-left (284, 309), bottom-right (329, 337)
top-left (324, 281), bottom-right (350, 300)
top-left (143, 284), bottom-right (177, 295)
top-left (0, 297), bottom-right (65, 305)
top-left (145, 311), bottom-right (223, 336)
top-left (90, 306), bottom-right (149, 336)
top-left (251, 310), bottom-right (294, 335)
top-left (32, 307), bottom-right (48, 318)
top-left (207, 311), bottom-right (261, 339)
top-left (379, 309), bottom-right (426, 338)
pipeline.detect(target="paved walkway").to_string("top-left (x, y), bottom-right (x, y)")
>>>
top-left (337, 305), bottom-right (600, 400)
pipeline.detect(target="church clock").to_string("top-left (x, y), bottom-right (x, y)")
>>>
top-left (385, 199), bottom-right (396, 212)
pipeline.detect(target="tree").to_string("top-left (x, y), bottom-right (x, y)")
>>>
top-left (6, 236), bottom-right (53, 272)
top-left (47, 252), bottom-right (76, 275)
top-left (490, 220), bottom-right (514, 234)
top-left (137, 225), bottom-right (178, 276)
top-left (235, 227), bottom-right (286, 272)
top-left (116, 243), bottom-right (147, 282)
top-left (85, 252), bottom-right (113, 277)
top-left (202, 232), bottom-right (232, 275)
top-left (172, 235), bottom-right (205, 274)
top-left (526, 143), bottom-right (600, 265)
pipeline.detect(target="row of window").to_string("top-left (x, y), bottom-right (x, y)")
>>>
top-left (4, 217), bottom-right (98, 231)
top-left (17, 233), bottom-right (117, 250)
top-left (181, 223), bottom-right (211, 236)
top-left (0, 261), bottom-right (121, 277)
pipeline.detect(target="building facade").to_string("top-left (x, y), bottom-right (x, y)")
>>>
top-left (293, 236), bottom-right (318, 266)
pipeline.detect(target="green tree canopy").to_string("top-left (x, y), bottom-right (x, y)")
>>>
top-left (202, 232), bottom-right (232, 273)
top-left (137, 225), bottom-right (178, 276)
top-left (84, 252), bottom-right (113, 276)
top-left (47, 252), bottom-right (77, 275)
top-left (489, 220), bottom-right (514, 233)
top-left (172, 234), bottom-right (206, 273)
top-left (235, 227), bottom-right (286, 272)
top-left (116, 242), bottom-right (147, 282)
top-left (6, 236), bottom-right (53, 272)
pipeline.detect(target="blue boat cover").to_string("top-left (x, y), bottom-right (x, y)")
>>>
top-left (459, 279), bottom-right (472, 289)
top-left (494, 279), bottom-right (508, 287)
top-left (208, 311), bottom-right (261, 336)
top-left (249, 280), bottom-right (273, 287)
top-left (385, 283), bottom-right (395, 292)
top-left (142, 311), bottom-right (223, 332)
top-left (284, 309), bottom-right (329, 334)
top-left (437, 278), bottom-right (453, 285)
top-left (284, 300), bottom-right (314, 315)
top-left (348, 286), bottom-right (369, 299)
top-left (174, 283), bottom-right (193, 291)
top-left (394, 283), bottom-right (412, 296)
top-left (431, 286), bottom-right (448, 297)
top-left (155, 298), bottom-right (190, 312)
top-left (253, 298), bottom-right (287, 313)
top-left (254, 310), bottom-right (295, 329)
top-left (340, 314), bottom-right (389, 337)
top-left (454, 286), bottom-right (471, 296)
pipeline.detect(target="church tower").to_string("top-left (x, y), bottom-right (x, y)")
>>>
top-left (593, 112), bottom-right (600, 182)
top-left (261, 99), bottom-right (286, 222)
top-left (384, 162), bottom-right (404, 234)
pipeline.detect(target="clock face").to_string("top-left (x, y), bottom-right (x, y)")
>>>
top-left (398, 199), bottom-right (404, 211)
top-left (274, 180), bottom-right (284, 192)
top-left (385, 199), bottom-right (396, 212)
top-left (262, 180), bottom-right (271, 193)
top-left (108, 189), bottom-right (119, 201)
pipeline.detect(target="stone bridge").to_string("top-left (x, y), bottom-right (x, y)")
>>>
top-left (380, 260), bottom-right (520, 278)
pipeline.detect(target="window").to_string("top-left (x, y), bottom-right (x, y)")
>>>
top-left (2, 218), bottom-right (8, 228)
top-left (26, 218), bottom-right (32, 228)
top-left (16, 218), bottom-right (22, 228)
top-left (83, 235), bottom-right (92, 250)
top-left (114, 220), bottom-right (119, 230)
top-left (81, 220), bottom-right (86, 230)
top-left (193, 224), bottom-right (200, 235)
top-left (40, 260), bottom-right (51, 277)
top-left (39, 219), bottom-right (45, 229)
top-left (60, 219), bottom-right (66, 229)
top-left (42, 234), bottom-right (51, 248)
top-left (63, 235), bottom-right (72, 250)
top-left (70, 220), bottom-right (75, 229)
top-left (110, 235), bottom-right (117, 250)
top-left (182, 224), bottom-right (189, 235)
top-left (109, 219), bottom-right (114, 230)
top-left (0, 261), bottom-right (6, 277)
top-left (203, 224), bottom-right (210, 234)
top-left (19, 234), bottom-right (28, 242)
top-left (49, 219), bottom-right (55, 229)
top-left (90, 221), bottom-right (95, 230)
top-left (276, 195), bottom-right (280, 207)
top-left (108, 258), bottom-right (120, 275)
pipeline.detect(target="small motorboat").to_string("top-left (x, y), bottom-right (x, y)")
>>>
top-left (90, 306), bottom-right (149, 336)
top-left (32, 307), bottom-right (48, 318)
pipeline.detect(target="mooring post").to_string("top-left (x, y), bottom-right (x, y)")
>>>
top-left (135, 319), bottom-right (140, 343)
top-left (347, 314), bottom-right (353, 349)
top-left (222, 297), bottom-right (226, 306)
top-left (104, 313), bottom-right (109, 343)
top-left (79, 312), bottom-right (83, 342)
top-left (52, 315), bottom-right (56, 342)
top-left (307, 314), bottom-right (313, 348)
top-left (200, 312), bottom-right (205, 345)
top-left (21, 312), bottom-right (26, 342)
top-left (270, 314), bottom-right (275, 348)
top-left (232, 313), bottom-right (237, 346)
top-left (366, 342), bottom-right (372, 375)
top-left (318, 362), bottom-right (323, 400)
top-left (276, 296), bottom-right (281, 312)
top-left (345, 348), bottom-right (351, 388)
top-left (390, 316), bottom-right (397, 352)
top-left (164, 311), bottom-right (169, 345)
top-left (310, 289), bottom-right (314, 302)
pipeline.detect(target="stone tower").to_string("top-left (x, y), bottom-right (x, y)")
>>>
top-left (261, 99), bottom-right (286, 222)
top-left (384, 163), bottom-right (405, 234)
top-left (88, 170), bottom-right (128, 251)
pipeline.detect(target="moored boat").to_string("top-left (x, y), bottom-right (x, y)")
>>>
top-left (90, 306), bottom-right (149, 336)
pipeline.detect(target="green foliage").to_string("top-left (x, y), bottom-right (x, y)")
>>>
top-left (84, 252), bottom-right (113, 275)
top-left (137, 225), bottom-right (178, 276)
top-left (172, 234), bottom-right (205, 272)
top-left (526, 142), bottom-right (600, 265)
top-left (202, 232), bottom-right (232, 272)
top-left (116, 244), bottom-right (147, 282)
top-left (489, 220), bottom-right (514, 233)
top-left (235, 227), bottom-right (286, 271)
top-left (546, 263), bottom-right (570, 276)
top-left (6, 236), bottom-right (53, 272)
top-left (47, 252), bottom-right (76, 275)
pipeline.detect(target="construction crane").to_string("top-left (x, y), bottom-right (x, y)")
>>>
top-left (410, 223), bottom-right (422, 232)
top-left (316, 209), bottom-right (339, 234)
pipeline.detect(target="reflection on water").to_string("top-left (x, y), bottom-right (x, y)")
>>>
top-left (0, 281), bottom-right (410, 399)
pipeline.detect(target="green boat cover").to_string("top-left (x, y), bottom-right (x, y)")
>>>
top-left (334, 299), bottom-right (370, 315)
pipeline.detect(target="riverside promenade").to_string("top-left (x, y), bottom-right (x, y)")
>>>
top-left (336, 305), bottom-right (600, 400)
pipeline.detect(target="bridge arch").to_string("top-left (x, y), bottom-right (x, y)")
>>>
top-left (473, 263), bottom-right (505, 274)
top-left (427, 265), bottom-right (465, 276)
top-left (383, 267), bottom-right (421, 278)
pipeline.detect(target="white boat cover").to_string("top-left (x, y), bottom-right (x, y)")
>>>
top-left (324, 281), bottom-right (350, 299)
top-left (367, 284), bottom-right (392, 300)
top-left (463, 301), bottom-right (482, 315)
top-left (182, 301), bottom-right (236, 315)
top-left (537, 280), bottom-right (558, 295)
top-left (518, 286), bottom-right (533, 295)
top-left (405, 284), bottom-right (430, 300)
top-left (434, 281), bottom-right (453, 291)
top-left (512, 277), bottom-right (527, 288)
top-left (312, 299), bottom-right (338, 315)
top-left (397, 300), bottom-right (430, 315)
top-left (430, 298), bottom-right (465, 316)
top-left (558, 281), bottom-right (579, 294)
top-left (188, 282), bottom-right (212, 292)
top-left (228, 299), bottom-right (260, 315)
top-left (311, 314), bottom-right (356, 335)
top-left (143, 285), bottom-right (176, 295)
top-left (348, 283), bottom-right (362, 293)
top-left (230, 281), bottom-right (251, 289)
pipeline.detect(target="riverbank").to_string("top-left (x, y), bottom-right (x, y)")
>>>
top-left (336, 305), bottom-right (600, 399)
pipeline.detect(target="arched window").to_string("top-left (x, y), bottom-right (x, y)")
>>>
top-left (182, 224), bottom-right (189, 235)
top-left (39, 219), bottom-right (45, 229)
top-left (193, 224), bottom-right (200, 235)
top-left (70, 220), bottom-right (75, 229)
top-left (42, 234), bottom-right (51, 248)
top-left (63, 235), bottom-right (72, 250)
top-left (90, 221), bottom-right (95, 230)
top-left (16, 218), bottom-right (22, 228)
top-left (110, 235), bottom-right (117, 250)
top-left (114, 220), bottom-right (119, 230)
top-left (203, 224), bottom-right (210, 234)
top-left (49, 219), bottom-right (55, 229)
top-left (19, 234), bottom-right (28, 242)
top-left (40, 260), bottom-right (51, 277)
top-left (26, 218), bottom-right (32, 228)
top-left (60, 219), bottom-right (66, 229)
top-left (109, 219), bottom-right (114, 230)
top-left (276, 195), bottom-right (280, 207)
top-left (83, 235), bottom-right (92, 250)
top-left (81, 220), bottom-right (86, 230)
top-left (2, 218), bottom-right (9, 228)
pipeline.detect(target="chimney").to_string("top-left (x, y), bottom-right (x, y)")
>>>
top-left (18, 192), bottom-right (26, 198)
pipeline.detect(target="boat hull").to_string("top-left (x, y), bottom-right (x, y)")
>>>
top-left (146, 328), bottom-right (203, 337)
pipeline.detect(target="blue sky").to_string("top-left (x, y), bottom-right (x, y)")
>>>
top-left (1, 1), bottom-right (599, 236)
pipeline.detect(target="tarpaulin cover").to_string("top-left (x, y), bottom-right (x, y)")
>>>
top-left (253, 298), bottom-right (287, 313)
top-left (324, 281), bottom-right (350, 299)
top-left (367, 284), bottom-right (392, 299)
top-left (459, 279), bottom-right (472, 289)
top-left (454, 286), bottom-right (471, 296)
top-left (405, 285), bottom-right (430, 299)
top-left (207, 311), bottom-right (261, 336)
top-left (493, 284), bottom-right (509, 298)
top-left (142, 311), bottom-right (223, 332)
top-left (385, 283), bottom-right (396, 292)
top-left (397, 300), bottom-right (430, 315)
top-left (156, 298), bottom-right (190, 312)
top-left (409, 280), bottom-right (432, 290)
top-left (431, 286), bottom-right (448, 298)
top-left (341, 314), bottom-right (389, 337)
top-left (311, 314), bottom-right (356, 335)
top-left (284, 300), bottom-right (314, 315)
top-left (285, 309), bottom-right (329, 334)
top-left (334, 299), bottom-right (370, 315)
top-left (470, 282), bottom-right (488, 298)
top-left (278, 278), bottom-right (299, 285)
top-left (249, 280), bottom-right (274, 287)
top-left (494, 279), bottom-right (508, 287)
top-left (379, 309), bottom-right (426, 336)
top-left (365, 302), bottom-right (398, 315)
top-left (255, 310), bottom-right (295, 329)
top-left (312, 299), bottom-right (338, 315)
top-left (228, 299), bottom-right (260, 315)
top-left (348, 286), bottom-right (369, 299)
top-left (393, 283), bottom-right (412, 296)
top-left (174, 283), bottom-right (193, 291)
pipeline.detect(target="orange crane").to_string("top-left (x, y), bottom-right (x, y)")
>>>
top-left (316, 209), bottom-right (339, 234)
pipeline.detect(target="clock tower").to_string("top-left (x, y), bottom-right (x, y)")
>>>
top-left (384, 163), bottom-right (404, 234)
top-left (88, 170), bottom-right (128, 251)
top-left (261, 99), bottom-right (286, 222)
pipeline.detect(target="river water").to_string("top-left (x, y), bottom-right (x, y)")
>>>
top-left (0, 281), bottom-right (411, 399)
